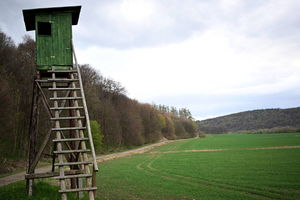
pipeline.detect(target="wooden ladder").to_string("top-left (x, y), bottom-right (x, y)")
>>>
top-left (49, 65), bottom-right (98, 200)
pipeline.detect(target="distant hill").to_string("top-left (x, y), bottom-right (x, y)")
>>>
top-left (197, 107), bottom-right (300, 134)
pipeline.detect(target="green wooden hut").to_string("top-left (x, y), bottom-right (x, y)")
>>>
top-left (23, 6), bottom-right (81, 71)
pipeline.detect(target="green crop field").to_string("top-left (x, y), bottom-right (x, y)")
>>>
top-left (1, 133), bottom-right (300, 200)
top-left (95, 133), bottom-right (300, 200)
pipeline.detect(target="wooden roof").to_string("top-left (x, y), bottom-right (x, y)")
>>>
top-left (23, 6), bottom-right (81, 31)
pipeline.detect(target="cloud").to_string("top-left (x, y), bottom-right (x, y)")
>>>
top-left (77, 26), bottom-right (300, 96)
top-left (1, 0), bottom-right (300, 119)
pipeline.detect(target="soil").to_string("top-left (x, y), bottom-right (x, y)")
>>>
top-left (0, 140), bottom-right (172, 187)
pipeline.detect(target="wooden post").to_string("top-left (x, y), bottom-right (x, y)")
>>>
top-left (26, 73), bottom-right (40, 196)
top-left (69, 87), bottom-right (79, 190)
top-left (92, 170), bottom-right (97, 197)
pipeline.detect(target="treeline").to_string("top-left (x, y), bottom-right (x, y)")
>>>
top-left (0, 30), bottom-right (197, 167)
top-left (197, 108), bottom-right (300, 134)
top-left (81, 64), bottom-right (198, 151)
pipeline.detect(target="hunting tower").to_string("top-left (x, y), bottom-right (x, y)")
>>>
top-left (23, 6), bottom-right (98, 200)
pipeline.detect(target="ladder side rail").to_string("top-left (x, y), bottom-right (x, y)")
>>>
top-left (70, 73), bottom-right (95, 199)
top-left (52, 70), bottom-right (67, 200)
top-left (71, 41), bottom-right (99, 172)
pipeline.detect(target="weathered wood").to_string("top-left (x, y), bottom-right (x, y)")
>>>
top-left (54, 149), bottom-right (90, 154)
top-left (50, 106), bottom-right (83, 110)
top-left (52, 70), bottom-right (67, 200)
top-left (78, 178), bottom-right (84, 199)
top-left (52, 127), bottom-right (86, 131)
top-left (25, 170), bottom-right (82, 179)
top-left (59, 187), bottom-right (97, 193)
top-left (29, 129), bottom-right (51, 173)
top-left (50, 96), bottom-right (83, 101)
top-left (55, 174), bottom-right (92, 180)
top-left (28, 81), bottom-right (51, 172)
top-left (51, 116), bottom-right (85, 120)
top-left (47, 69), bottom-right (77, 73)
top-left (53, 137), bottom-right (89, 142)
top-left (68, 87), bottom-right (80, 190)
top-left (92, 170), bottom-right (97, 197)
top-left (54, 161), bottom-right (92, 166)
top-left (49, 87), bottom-right (80, 91)
top-left (47, 78), bottom-right (79, 82)
top-left (26, 74), bottom-right (40, 196)
top-left (51, 144), bottom-right (56, 172)
top-left (29, 81), bottom-right (77, 172)
top-left (72, 41), bottom-right (98, 172)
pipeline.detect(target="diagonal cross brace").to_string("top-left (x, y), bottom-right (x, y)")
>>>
top-left (28, 81), bottom-right (78, 173)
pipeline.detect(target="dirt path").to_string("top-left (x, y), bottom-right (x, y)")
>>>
top-left (150, 145), bottom-right (300, 154)
top-left (0, 140), bottom-right (172, 187)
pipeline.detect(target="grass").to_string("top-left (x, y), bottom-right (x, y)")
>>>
top-left (151, 132), bottom-right (300, 152)
top-left (96, 133), bottom-right (300, 200)
top-left (0, 180), bottom-right (104, 200)
top-left (1, 133), bottom-right (300, 199)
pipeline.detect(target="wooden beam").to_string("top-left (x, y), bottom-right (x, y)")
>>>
top-left (26, 74), bottom-right (40, 196)
top-left (25, 170), bottom-right (83, 179)
top-left (72, 41), bottom-right (98, 172)
top-left (29, 82), bottom-right (77, 173)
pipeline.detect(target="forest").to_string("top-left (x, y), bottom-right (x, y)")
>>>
top-left (197, 107), bottom-right (300, 134)
top-left (0, 30), bottom-right (197, 172)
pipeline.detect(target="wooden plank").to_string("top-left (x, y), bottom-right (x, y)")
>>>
top-left (54, 161), bottom-right (92, 166)
top-left (52, 127), bottom-right (86, 131)
top-left (47, 70), bottom-right (77, 73)
top-left (49, 87), bottom-right (80, 91)
top-left (25, 170), bottom-right (82, 179)
top-left (36, 14), bottom-right (53, 68)
top-left (54, 174), bottom-right (92, 179)
top-left (51, 116), bottom-right (85, 120)
top-left (47, 78), bottom-right (79, 82)
top-left (50, 106), bottom-right (83, 110)
top-left (52, 13), bottom-right (72, 67)
top-left (59, 187), bottom-right (97, 193)
top-left (53, 149), bottom-right (90, 154)
top-left (53, 137), bottom-right (89, 142)
top-left (50, 97), bottom-right (82, 100)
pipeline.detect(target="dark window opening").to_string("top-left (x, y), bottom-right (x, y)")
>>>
top-left (37, 22), bottom-right (51, 36)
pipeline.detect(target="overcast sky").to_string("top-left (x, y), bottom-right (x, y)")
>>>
top-left (1, 0), bottom-right (300, 120)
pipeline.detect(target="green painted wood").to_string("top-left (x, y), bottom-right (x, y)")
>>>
top-left (35, 12), bottom-right (73, 70)
top-left (52, 13), bottom-right (72, 66)
top-left (36, 14), bottom-right (53, 67)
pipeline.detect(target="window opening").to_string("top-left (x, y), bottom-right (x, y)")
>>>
top-left (37, 22), bottom-right (51, 36)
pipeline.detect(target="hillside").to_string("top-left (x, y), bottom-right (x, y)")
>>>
top-left (197, 107), bottom-right (300, 134)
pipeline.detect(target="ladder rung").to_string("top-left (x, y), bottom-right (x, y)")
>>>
top-left (54, 149), bottom-right (91, 154)
top-left (59, 187), bottom-right (97, 193)
top-left (54, 174), bottom-right (92, 179)
top-left (52, 127), bottom-right (86, 131)
top-left (55, 161), bottom-right (92, 166)
top-left (47, 79), bottom-right (79, 82)
top-left (48, 70), bottom-right (77, 73)
top-left (49, 88), bottom-right (81, 91)
top-left (50, 97), bottom-right (83, 101)
top-left (36, 80), bottom-right (48, 83)
top-left (51, 116), bottom-right (85, 120)
top-left (53, 138), bottom-right (89, 142)
top-left (50, 106), bottom-right (83, 110)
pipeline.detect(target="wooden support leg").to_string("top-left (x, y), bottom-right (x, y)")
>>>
top-left (26, 76), bottom-right (40, 196)
top-left (92, 170), bottom-right (97, 197)
top-left (78, 178), bottom-right (83, 199)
